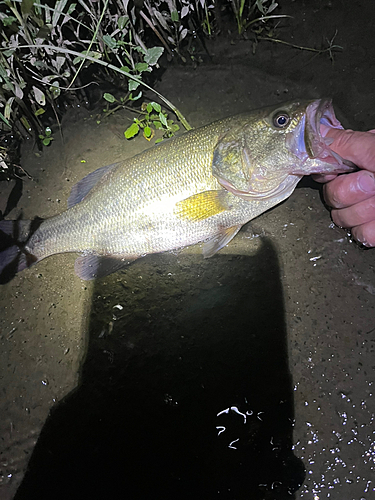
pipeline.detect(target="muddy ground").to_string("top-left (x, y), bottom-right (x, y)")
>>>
top-left (1, 1), bottom-right (374, 499)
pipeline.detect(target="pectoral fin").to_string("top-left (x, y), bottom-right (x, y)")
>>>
top-left (174, 190), bottom-right (229, 222)
top-left (203, 225), bottom-right (242, 258)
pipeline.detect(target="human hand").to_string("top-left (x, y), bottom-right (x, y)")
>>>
top-left (313, 128), bottom-right (375, 247)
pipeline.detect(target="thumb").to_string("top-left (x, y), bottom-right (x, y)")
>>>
top-left (325, 128), bottom-right (375, 172)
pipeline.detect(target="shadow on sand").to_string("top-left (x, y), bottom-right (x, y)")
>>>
top-left (15, 238), bottom-right (305, 499)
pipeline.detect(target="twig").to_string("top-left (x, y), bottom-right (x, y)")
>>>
top-left (139, 10), bottom-right (173, 57)
top-left (257, 30), bottom-right (342, 60)
top-left (31, 75), bottom-right (99, 92)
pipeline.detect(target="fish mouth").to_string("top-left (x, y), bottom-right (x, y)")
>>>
top-left (288, 98), bottom-right (356, 174)
top-left (303, 98), bottom-right (356, 171)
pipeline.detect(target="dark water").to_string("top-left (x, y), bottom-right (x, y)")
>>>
top-left (15, 239), bottom-right (305, 499)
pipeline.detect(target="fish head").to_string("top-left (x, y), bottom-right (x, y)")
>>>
top-left (212, 98), bottom-right (356, 201)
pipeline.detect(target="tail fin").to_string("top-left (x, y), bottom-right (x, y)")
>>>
top-left (0, 218), bottom-right (42, 284)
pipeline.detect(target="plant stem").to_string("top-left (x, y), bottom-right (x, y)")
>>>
top-left (245, 14), bottom-right (292, 30)
top-left (257, 36), bottom-right (342, 54)
top-left (139, 10), bottom-right (172, 56)
top-left (203, 1), bottom-right (211, 36)
top-left (67, 0), bottom-right (109, 90)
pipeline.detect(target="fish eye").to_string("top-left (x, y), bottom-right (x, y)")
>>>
top-left (273, 112), bottom-right (290, 128)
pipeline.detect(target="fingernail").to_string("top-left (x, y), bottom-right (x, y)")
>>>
top-left (358, 172), bottom-right (375, 193)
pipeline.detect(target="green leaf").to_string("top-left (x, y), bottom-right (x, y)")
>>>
top-left (35, 108), bottom-right (45, 117)
top-left (153, 121), bottom-right (162, 130)
top-left (35, 25), bottom-right (51, 40)
top-left (3, 49), bottom-right (15, 57)
top-left (35, 60), bottom-right (47, 69)
top-left (146, 103), bottom-right (153, 114)
top-left (135, 62), bottom-right (149, 73)
top-left (4, 97), bottom-right (14, 121)
top-left (152, 102), bottom-right (161, 112)
top-left (45, 127), bottom-right (52, 137)
top-left (67, 3), bottom-right (76, 15)
top-left (3, 82), bottom-right (15, 93)
top-left (144, 47), bottom-right (164, 66)
top-left (120, 66), bottom-right (130, 74)
top-left (118, 15), bottom-right (129, 29)
top-left (21, 116), bottom-right (32, 132)
top-left (155, 138), bottom-right (163, 144)
top-left (42, 137), bottom-right (53, 146)
top-left (1, 16), bottom-right (17, 27)
top-left (103, 92), bottom-right (116, 103)
top-left (0, 64), bottom-right (8, 80)
top-left (124, 122), bottom-right (140, 139)
top-left (128, 80), bottom-right (140, 91)
top-left (50, 82), bottom-right (60, 99)
top-left (144, 126), bottom-right (152, 138)
top-left (171, 10), bottom-right (179, 22)
top-left (0, 111), bottom-right (11, 128)
top-left (159, 113), bottom-right (168, 127)
top-left (129, 91), bottom-right (142, 101)
top-left (21, 0), bottom-right (35, 16)
top-left (103, 35), bottom-right (117, 50)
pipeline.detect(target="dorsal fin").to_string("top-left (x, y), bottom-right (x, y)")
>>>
top-left (68, 162), bottom-right (119, 208)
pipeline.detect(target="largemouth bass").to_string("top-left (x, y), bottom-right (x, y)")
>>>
top-left (0, 98), bottom-right (354, 281)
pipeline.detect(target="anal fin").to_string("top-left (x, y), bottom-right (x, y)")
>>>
top-left (203, 225), bottom-right (242, 258)
top-left (75, 254), bottom-right (138, 280)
